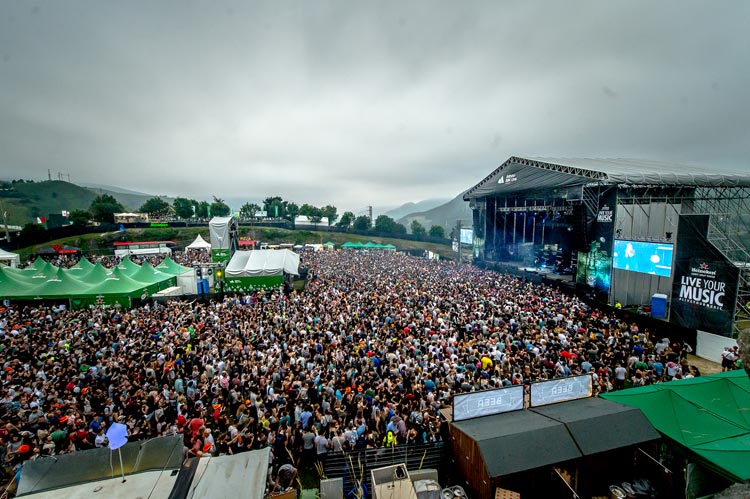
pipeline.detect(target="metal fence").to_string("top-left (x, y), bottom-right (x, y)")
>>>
top-left (323, 442), bottom-right (446, 498)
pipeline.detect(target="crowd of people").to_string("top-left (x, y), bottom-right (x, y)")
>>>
top-left (20, 247), bottom-right (210, 271)
top-left (0, 249), bottom-right (714, 490)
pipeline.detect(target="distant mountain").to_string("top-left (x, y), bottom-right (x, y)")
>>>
top-left (383, 198), bottom-right (450, 220)
top-left (77, 182), bottom-right (159, 196)
top-left (82, 185), bottom-right (174, 213)
top-left (398, 191), bottom-right (472, 234)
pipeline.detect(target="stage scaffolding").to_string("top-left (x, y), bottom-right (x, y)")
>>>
top-left (466, 157), bottom-right (750, 338)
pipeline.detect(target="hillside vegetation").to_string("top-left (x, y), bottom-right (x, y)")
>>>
top-left (15, 227), bottom-right (453, 261)
top-left (0, 180), bottom-right (171, 226)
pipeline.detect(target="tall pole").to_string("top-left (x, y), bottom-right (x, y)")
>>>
top-left (368, 206), bottom-right (373, 227)
top-left (456, 219), bottom-right (462, 263)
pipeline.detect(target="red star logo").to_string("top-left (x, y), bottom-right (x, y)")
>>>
top-left (699, 262), bottom-right (709, 270)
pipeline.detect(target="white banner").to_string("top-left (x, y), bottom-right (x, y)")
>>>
top-left (453, 386), bottom-right (524, 421)
top-left (530, 374), bottom-right (593, 407)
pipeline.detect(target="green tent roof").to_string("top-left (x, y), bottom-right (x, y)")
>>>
top-left (384, 244), bottom-right (396, 250)
top-left (130, 262), bottom-right (173, 286)
top-left (154, 256), bottom-right (193, 276)
top-left (0, 267), bottom-right (33, 297)
top-left (341, 242), bottom-right (355, 248)
top-left (18, 268), bottom-right (91, 299)
top-left (602, 370), bottom-right (750, 481)
top-left (66, 257), bottom-right (95, 275)
top-left (115, 257), bottom-right (141, 276)
top-left (352, 241), bottom-right (364, 248)
top-left (85, 267), bottom-right (148, 297)
top-left (324, 241), bottom-right (335, 246)
top-left (76, 263), bottom-right (113, 284)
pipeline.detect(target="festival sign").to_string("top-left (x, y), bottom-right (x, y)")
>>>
top-left (671, 214), bottom-right (739, 337)
top-left (452, 385), bottom-right (524, 421)
top-left (530, 374), bottom-right (593, 407)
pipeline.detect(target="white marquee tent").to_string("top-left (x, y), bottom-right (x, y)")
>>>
top-left (185, 234), bottom-right (211, 251)
top-left (0, 248), bottom-right (20, 268)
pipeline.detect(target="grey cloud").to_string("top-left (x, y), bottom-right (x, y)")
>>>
top-left (1, 1), bottom-right (749, 213)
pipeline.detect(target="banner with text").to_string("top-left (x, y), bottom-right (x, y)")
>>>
top-left (530, 374), bottom-right (593, 407)
top-left (671, 215), bottom-right (739, 337)
top-left (452, 385), bottom-right (524, 421)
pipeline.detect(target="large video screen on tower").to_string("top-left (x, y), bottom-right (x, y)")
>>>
top-left (613, 240), bottom-right (674, 277)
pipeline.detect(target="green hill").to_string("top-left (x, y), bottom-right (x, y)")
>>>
top-left (0, 180), bottom-right (171, 226)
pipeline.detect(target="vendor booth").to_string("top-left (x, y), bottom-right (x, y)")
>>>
top-left (449, 382), bottom-right (662, 499)
top-left (0, 248), bottom-right (20, 267)
top-left (224, 249), bottom-right (300, 292)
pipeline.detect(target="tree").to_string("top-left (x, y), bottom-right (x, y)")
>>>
top-left (393, 222), bottom-right (407, 235)
top-left (338, 211), bottom-right (355, 229)
top-left (139, 197), bottom-right (171, 218)
top-left (299, 204), bottom-right (318, 217)
top-left (411, 220), bottom-right (426, 238)
top-left (263, 196), bottom-right (285, 218)
top-left (429, 225), bottom-right (445, 238)
top-left (210, 196), bottom-right (231, 217)
top-left (321, 205), bottom-right (338, 226)
top-left (353, 215), bottom-right (371, 231)
top-left (196, 201), bottom-right (210, 218)
top-left (240, 202), bottom-right (261, 219)
top-left (173, 197), bottom-right (196, 219)
top-left (285, 202), bottom-right (299, 222)
top-left (89, 194), bottom-right (124, 224)
top-left (68, 209), bottom-right (91, 227)
top-left (374, 215), bottom-right (398, 233)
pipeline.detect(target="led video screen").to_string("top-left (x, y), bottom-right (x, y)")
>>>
top-left (613, 239), bottom-right (673, 277)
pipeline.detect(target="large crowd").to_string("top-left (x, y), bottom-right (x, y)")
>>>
top-left (1, 250), bottom-right (712, 487)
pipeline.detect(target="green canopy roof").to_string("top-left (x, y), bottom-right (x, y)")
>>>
top-left (130, 262), bottom-right (173, 286)
top-left (324, 241), bottom-right (335, 246)
top-left (154, 256), bottom-right (193, 276)
top-left (602, 370), bottom-right (750, 481)
top-left (0, 267), bottom-right (33, 297)
top-left (341, 242), bottom-right (355, 248)
top-left (115, 257), bottom-right (141, 276)
top-left (384, 244), bottom-right (396, 250)
top-left (18, 268), bottom-right (91, 299)
top-left (76, 263), bottom-right (113, 284)
top-left (364, 242), bottom-right (377, 248)
top-left (352, 241), bottom-right (364, 248)
top-left (85, 267), bottom-right (148, 297)
top-left (66, 257), bottom-right (95, 275)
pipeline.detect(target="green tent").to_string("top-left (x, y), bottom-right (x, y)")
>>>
top-left (76, 263), bottom-right (113, 284)
top-left (324, 241), bottom-right (335, 247)
top-left (115, 257), bottom-right (141, 276)
top-left (384, 244), bottom-right (396, 251)
top-left (154, 256), bottom-right (193, 276)
top-left (65, 257), bottom-right (95, 276)
top-left (16, 268), bottom-right (91, 300)
top-left (341, 242), bottom-right (355, 248)
top-left (352, 241), bottom-right (364, 248)
top-left (0, 266), bottom-right (33, 298)
top-left (130, 262), bottom-right (176, 293)
top-left (602, 370), bottom-right (750, 482)
top-left (364, 242), bottom-right (377, 249)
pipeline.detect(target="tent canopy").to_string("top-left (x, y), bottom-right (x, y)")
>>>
top-left (602, 370), bottom-right (750, 482)
top-left (0, 248), bottom-right (20, 268)
top-left (186, 234), bottom-right (211, 250)
top-left (225, 250), bottom-right (300, 277)
top-left (209, 217), bottom-right (234, 249)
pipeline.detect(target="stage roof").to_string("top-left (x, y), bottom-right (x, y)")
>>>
top-left (464, 156), bottom-right (750, 200)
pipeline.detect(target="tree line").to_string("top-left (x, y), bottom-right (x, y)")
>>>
top-left (45, 194), bottom-right (446, 239)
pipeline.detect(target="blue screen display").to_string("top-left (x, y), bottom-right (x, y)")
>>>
top-left (612, 240), bottom-right (674, 277)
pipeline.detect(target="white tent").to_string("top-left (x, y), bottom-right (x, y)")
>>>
top-left (225, 249), bottom-right (300, 277)
top-left (0, 248), bottom-right (20, 268)
top-left (185, 234), bottom-right (211, 251)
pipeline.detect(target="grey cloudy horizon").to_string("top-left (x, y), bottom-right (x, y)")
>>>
top-left (1, 1), bottom-right (749, 214)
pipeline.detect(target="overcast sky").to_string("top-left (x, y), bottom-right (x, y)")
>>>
top-left (1, 1), bottom-right (748, 214)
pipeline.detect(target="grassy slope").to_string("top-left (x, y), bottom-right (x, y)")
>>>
top-left (0, 181), bottom-right (173, 226)
top-left (15, 226), bottom-right (453, 260)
